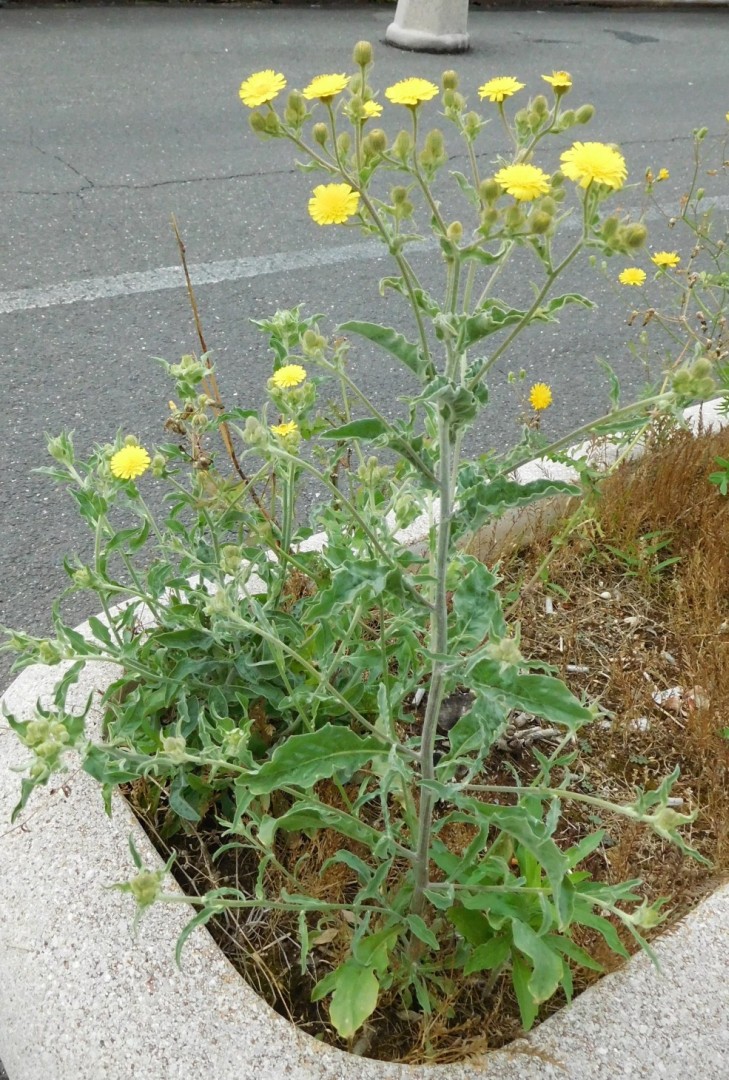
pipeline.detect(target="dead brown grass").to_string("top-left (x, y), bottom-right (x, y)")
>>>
top-left (126, 422), bottom-right (729, 1065)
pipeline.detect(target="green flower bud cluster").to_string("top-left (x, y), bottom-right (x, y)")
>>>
top-left (486, 634), bottom-right (524, 668)
top-left (393, 492), bottom-right (419, 529)
top-left (128, 869), bottom-right (164, 910)
top-left (151, 452), bottom-right (167, 478)
top-left (391, 185), bottom-right (414, 220)
top-left (249, 109), bottom-right (282, 139)
top-left (672, 356), bottom-right (715, 399)
top-left (418, 129), bottom-right (447, 177)
top-left (223, 727), bottom-right (249, 758)
top-left (23, 715), bottom-right (73, 775)
top-left (302, 329), bottom-right (327, 355)
top-left (392, 130), bottom-right (413, 164)
top-left (167, 354), bottom-right (208, 396)
top-left (220, 544), bottom-right (244, 575)
top-left (600, 219), bottom-right (648, 256)
top-left (46, 431), bottom-right (75, 467)
top-left (357, 456), bottom-right (390, 488)
top-left (242, 415), bottom-right (268, 449)
top-left (363, 128), bottom-right (387, 160)
top-left (161, 735), bottom-right (188, 764)
top-left (284, 90), bottom-right (307, 129)
top-left (204, 587), bottom-right (236, 620)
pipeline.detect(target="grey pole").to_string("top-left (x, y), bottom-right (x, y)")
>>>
top-left (385, 0), bottom-right (470, 53)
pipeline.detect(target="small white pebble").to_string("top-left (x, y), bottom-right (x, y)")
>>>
top-left (599, 590), bottom-right (612, 600)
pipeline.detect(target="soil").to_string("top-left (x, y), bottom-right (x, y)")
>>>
top-left (126, 420), bottom-right (729, 1065)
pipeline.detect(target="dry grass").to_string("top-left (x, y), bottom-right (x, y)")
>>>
top-left (127, 422), bottom-right (729, 1065)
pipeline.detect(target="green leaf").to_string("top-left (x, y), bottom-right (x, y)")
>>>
top-left (256, 801), bottom-right (383, 849)
top-left (470, 660), bottom-right (593, 733)
top-left (511, 921), bottom-right (563, 1003)
top-left (463, 933), bottom-right (511, 975)
top-left (546, 934), bottom-right (604, 973)
top-left (338, 320), bottom-right (431, 381)
top-left (328, 961), bottom-right (380, 1039)
top-left (406, 914), bottom-right (440, 951)
top-left (451, 558), bottom-right (506, 649)
top-left (447, 905), bottom-right (493, 946)
top-left (450, 170), bottom-right (480, 208)
top-left (320, 418), bottom-right (387, 442)
top-left (247, 725), bottom-right (383, 795)
top-left (511, 952), bottom-right (539, 1030)
top-left (455, 468), bottom-right (581, 538)
top-left (168, 772), bottom-right (201, 822)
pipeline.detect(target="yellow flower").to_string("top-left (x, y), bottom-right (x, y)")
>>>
top-left (239, 70), bottom-right (287, 108)
top-left (493, 163), bottom-right (551, 201)
top-left (618, 267), bottom-right (646, 286)
top-left (529, 383), bottom-right (553, 411)
top-left (384, 77), bottom-right (439, 107)
top-left (301, 74), bottom-right (349, 101)
top-left (560, 141), bottom-right (627, 190)
top-left (308, 183), bottom-right (360, 225)
top-left (651, 251), bottom-right (680, 269)
top-left (478, 76), bottom-right (525, 103)
top-left (272, 364), bottom-right (307, 389)
top-left (362, 100), bottom-right (383, 119)
top-left (542, 70), bottom-right (572, 93)
top-left (726, 112), bottom-right (729, 122)
top-left (110, 445), bottom-right (151, 480)
top-left (270, 421), bottom-right (298, 437)
top-left (657, 168), bottom-right (670, 181)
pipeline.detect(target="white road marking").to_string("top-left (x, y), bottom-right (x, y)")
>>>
top-left (1, 196), bottom-right (726, 317)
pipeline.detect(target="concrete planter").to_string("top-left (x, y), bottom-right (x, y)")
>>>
top-left (2, 401), bottom-right (729, 1079)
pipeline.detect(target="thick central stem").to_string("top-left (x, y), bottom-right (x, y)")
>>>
top-left (410, 414), bottom-right (453, 918)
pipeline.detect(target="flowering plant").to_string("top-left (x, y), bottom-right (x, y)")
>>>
top-left (4, 43), bottom-right (722, 1055)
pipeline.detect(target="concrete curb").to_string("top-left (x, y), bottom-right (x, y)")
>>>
top-left (1, 399), bottom-right (728, 1079)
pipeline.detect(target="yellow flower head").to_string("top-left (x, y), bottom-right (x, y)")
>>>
top-left (302, 74), bottom-right (349, 101)
top-left (493, 163), bottom-right (551, 201)
top-left (271, 364), bottom-right (307, 389)
top-left (308, 183), bottom-right (360, 225)
top-left (726, 112), bottom-right (729, 122)
top-left (478, 76), bottom-right (525, 103)
top-left (110, 445), bottom-right (151, 480)
top-left (362, 100), bottom-right (383, 119)
top-left (657, 168), bottom-right (670, 181)
top-left (385, 77), bottom-right (439, 107)
top-left (651, 251), bottom-right (680, 269)
top-left (542, 70), bottom-right (572, 93)
top-left (239, 70), bottom-right (287, 108)
top-left (270, 421), bottom-right (299, 438)
top-left (618, 267), bottom-right (646, 287)
top-left (560, 141), bottom-right (627, 190)
top-left (529, 383), bottom-right (553, 411)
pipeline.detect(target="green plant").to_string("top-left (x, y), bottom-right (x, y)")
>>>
top-left (3, 46), bottom-right (720, 1052)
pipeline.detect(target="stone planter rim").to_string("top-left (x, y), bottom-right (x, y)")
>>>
top-left (1, 400), bottom-right (728, 1080)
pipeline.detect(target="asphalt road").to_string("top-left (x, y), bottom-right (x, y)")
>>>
top-left (1, 1), bottom-right (728, 704)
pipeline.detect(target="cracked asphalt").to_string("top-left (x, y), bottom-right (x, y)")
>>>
top-left (1, 6), bottom-right (728, 680)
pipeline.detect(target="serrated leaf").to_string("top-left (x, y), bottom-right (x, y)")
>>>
top-left (451, 558), bottom-right (506, 649)
top-left (338, 320), bottom-right (430, 380)
top-left (247, 725), bottom-right (382, 795)
top-left (256, 801), bottom-right (382, 849)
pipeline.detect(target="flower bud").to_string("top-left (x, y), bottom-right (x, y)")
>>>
top-left (367, 127), bottom-right (388, 154)
top-left (392, 129), bottom-right (413, 162)
top-left (312, 122), bottom-right (328, 146)
top-left (532, 94), bottom-right (548, 117)
top-left (242, 415), bottom-right (267, 448)
top-left (46, 432), bottom-right (75, 466)
top-left (129, 870), bottom-right (163, 909)
top-left (284, 90), bottom-right (306, 127)
top-left (672, 369), bottom-right (692, 393)
top-left (539, 196), bottom-right (557, 215)
top-left (479, 178), bottom-right (501, 204)
top-left (38, 641), bottom-right (63, 666)
top-left (72, 566), bottom-right (95, 589)
top-left (550, 170), bottom-right (565, 188)
top-left (463, 111), bottom-right (482, 138)
top-left (559, 109), bottom-right (576, 128)
top-left (601, 215), bottom-right (620, 241)
top-left (303, 328), bottom-right (327, 354)
top-left (124, 434), bottom-right (139, 447)
top-left (220, 544), bottom-right (243, 575)
top-left (353, 40), bottom-right (373, 66)
top-left (691, 357), bottom-right (713, 379)
top-left (249, 110), bottom-right (269, 135)
top-left (442, 70), bottom-right (459, 91)
top-left (161, 735), bottom-right (188, 764)
top-left (623, 223), bottom-right (648, 250)
top-left (150, 453), bottom-right (166, 478)
top-left (479, 207), bottom-right (500, 233)
top-left (446, 221), bottom-right (463, 243)
top-left (575, 104), bottom-right (595, 125)
top-left (336, 132), bottom-right (351, 157)
top-left (391, 185), bottom-right (408, 206)
top-left (528, 210), bottom-right (552, 235)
